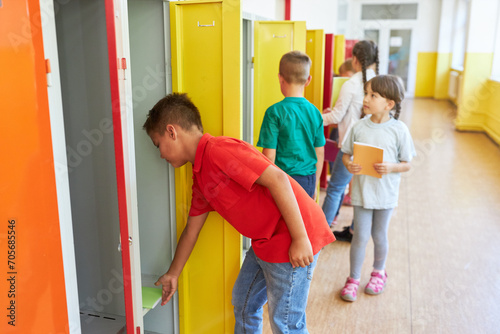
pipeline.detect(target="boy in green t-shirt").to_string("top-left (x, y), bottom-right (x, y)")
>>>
top-left (257, 51), bottom-right (325, 199)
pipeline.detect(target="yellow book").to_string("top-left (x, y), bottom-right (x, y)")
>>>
top-left (353, 142), bottom-right (384, 178)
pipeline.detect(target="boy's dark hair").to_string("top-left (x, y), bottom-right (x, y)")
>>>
top-left (143, 93), bottom-right (203, 134)
top-left (279, 50), bottom-right (311, 85)
top-left (352, 40), bottom-right (379, 85)
top-left (366, 75), bottom-right (405, 120)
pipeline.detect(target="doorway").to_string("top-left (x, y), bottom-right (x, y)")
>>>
top-left (365, 28), bottom-right (413, 92)
top-left (352, 2), bottom-right (418, 96)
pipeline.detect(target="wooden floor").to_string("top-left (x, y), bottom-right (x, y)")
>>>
top-left (263, 98), bottom-right (500, 334)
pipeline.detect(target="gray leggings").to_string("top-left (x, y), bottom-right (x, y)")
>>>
top-left (350, 206), bottom-right (394, 279)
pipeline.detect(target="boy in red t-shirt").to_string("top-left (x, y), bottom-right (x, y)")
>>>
top-left (143, 93), bottom-right (335, 333)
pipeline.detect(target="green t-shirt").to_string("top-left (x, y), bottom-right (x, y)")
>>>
top-left (257, 97), bottom-right (325, 176)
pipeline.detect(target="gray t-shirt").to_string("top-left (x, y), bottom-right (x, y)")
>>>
top-left (342, 116), bottom-right (416, 209)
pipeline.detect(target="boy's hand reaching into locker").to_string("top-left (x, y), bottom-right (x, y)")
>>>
top-left (155, 273), bottom-right (178, 306)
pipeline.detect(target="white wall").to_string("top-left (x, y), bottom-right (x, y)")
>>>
top-left (416, 0), bottom-right (441, 52)
top-left (466, 0), bottom-right (499, 53)
top-left (437, 0), bottom-right (455, 53)
top-left (290, 0), bottom-right (337, 33)
top-left (242, 0), bottom-right (285, 20)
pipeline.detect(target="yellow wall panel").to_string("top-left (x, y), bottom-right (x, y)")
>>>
top-left (253, 21), bottom-right (306, 146)
top-left (305, 29), bottom-right (325, 111)
top-left (455, 52), bottom-right (493, 131)
top-left (414, 52), bottom-right (437, 97)
top-left (170, 1), bottom-right (241, 333)
top-left (482, 80), bottom-right (500, 145)
top-left (434, 52), bottom-right (452, 99)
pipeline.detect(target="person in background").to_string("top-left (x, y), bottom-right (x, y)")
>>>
top-left (328, 58), bottom-right (355, 225)
top-left (257, 51), bottom-right (325, 199)
top-left (339, 75), bottom-right (415, 302)
top-left (338, 58), bottom-right (354, 78)
top-left (321, 40), bottom-right (379, 242)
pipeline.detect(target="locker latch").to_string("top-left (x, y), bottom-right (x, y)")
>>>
top-left (198, 21), bottom-right (215, 27)
top-left (117, 236), bottom-right (133, 252)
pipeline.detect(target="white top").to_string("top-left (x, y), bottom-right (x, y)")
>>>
top-left (342, 116), bottom-right (416, 209)
top-left (322, 69), bottom-right (376, 147)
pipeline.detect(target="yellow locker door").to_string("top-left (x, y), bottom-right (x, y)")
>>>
top-left (170, 1), bottom-right (241, 333)
top-left (253, 21), bottom-right (306, 147)
top-left (333, 34), bottom-right (346, 75)
top-left (305, 29), bottom-right (325, 111)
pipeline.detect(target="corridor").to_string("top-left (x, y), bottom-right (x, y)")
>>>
top-left (264, 98), bottom-right (500, 334)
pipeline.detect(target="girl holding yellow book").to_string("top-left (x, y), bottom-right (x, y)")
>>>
top-left (339, 75), bottom-right (416, 301)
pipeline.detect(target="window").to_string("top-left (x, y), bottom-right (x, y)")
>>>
top-left (361, 4), bottom-right (418, 20)
top-left (451, 0), bottom-right (469, 70)
top-left (491, 3), bottom-right (500, 80)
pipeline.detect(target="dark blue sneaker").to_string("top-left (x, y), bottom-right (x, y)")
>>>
top-left (333, 226), bottom-right (353, 242)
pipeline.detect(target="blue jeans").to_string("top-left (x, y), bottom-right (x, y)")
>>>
top-left (322, 151), bottom-right (352, 225)
top-left (290, 174), bottom-right (316, 198)
top-left (232, 247), bottom-right (319, 334)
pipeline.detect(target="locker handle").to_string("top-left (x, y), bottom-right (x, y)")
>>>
top-left (273, 34), bottom-right (287, 38)
top-left (198, 21), bottom-right (215, 27)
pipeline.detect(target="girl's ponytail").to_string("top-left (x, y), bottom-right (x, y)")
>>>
top-left (353, 40), bottom-right (379, 117)
top-left (374, 44), bottom-right (380, 75)
top-left (394, 102), bottom-right (401, 120)
top-left (352, 40), bottom-right (380, 85)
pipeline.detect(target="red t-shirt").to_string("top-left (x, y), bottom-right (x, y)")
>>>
top-left (189, 134), bottom-right (335, 263)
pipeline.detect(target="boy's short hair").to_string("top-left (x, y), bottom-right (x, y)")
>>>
top-left (339, 59), bottom-right (353, 76)
top-left (143, 93), bottom-right (204, 135)
top-left (279, 51), bottom-right (311, 85)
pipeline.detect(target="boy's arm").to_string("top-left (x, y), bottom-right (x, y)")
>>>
top-left (314, 146), bottom-right (324, 200)
top-left (155, 212), bottom-right (209, 305)
top-left (262, 148), bottom-right (276, 164)
top-left (374, 161), bottom-right (411, 175)
top-left (255, 165), bottom-right (313, 268)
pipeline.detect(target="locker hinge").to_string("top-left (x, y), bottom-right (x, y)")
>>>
top-left (45, 59), bottom-right (52, 87)
top-left (121, 58), bottom-right (127, 80)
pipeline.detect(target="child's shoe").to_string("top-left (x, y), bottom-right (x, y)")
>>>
top-left (365, 271), bottom-right (387, 295)
top-left (340, 277), bottom-right (359, 302)
top-left (343, 194), bottom-right (352, 206)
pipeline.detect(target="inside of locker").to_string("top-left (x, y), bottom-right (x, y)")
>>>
top-left (55, 0), bottom-right (175, 333)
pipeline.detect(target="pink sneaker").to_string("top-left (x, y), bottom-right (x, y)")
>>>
top-left (340, 277), bottom-right (359, 302)
top-left (343, 194), bottom-right (352, 206)
top-left (365, 271), bottom-right (387, 295)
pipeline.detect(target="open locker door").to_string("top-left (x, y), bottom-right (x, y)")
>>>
top-left (0, 1), bottom-right (71, 331)
top-left (169, 1), bottom-right (241, 332)
top-left (104, 0), bottom-right (143, 333)
top-left (304, 29), bottom-right (325, 113)
top-left (253, 21), bottom-right (306, 147)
